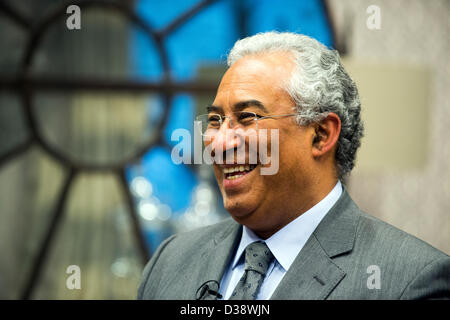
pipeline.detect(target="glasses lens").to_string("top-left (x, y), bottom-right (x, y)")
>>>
top-left (197, 112), bottom-right (258, 136)
top-left (197, 114), bottom-right (221, 136)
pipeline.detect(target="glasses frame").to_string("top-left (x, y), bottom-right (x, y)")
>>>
top-left (196, 111), bottom-right (298, 136)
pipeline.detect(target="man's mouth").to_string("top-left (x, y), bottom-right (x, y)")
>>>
top-left (223, 164), bottom-right (257, 180)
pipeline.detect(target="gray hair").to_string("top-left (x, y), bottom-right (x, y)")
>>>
top-left (227, 31), bottom-right (364, 180)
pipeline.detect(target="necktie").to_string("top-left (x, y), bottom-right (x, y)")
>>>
top-left (229, 241), bottom-right (274, 300)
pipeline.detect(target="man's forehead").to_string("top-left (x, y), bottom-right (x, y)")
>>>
top-left (213, 53), bottom-right (294, 110)
top-left (223, 52), bottom-right (294, 82)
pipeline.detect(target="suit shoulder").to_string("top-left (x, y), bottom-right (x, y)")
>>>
top-left (138, 217), bottom-right (238, 299)
top-left (170, 217), bottom-right (237, 246)
top-left (329, 208), bottom-right (450, 299)
top-left (151, 217), bottom-right (238, 262)
top-left (355, 210), bottom-right (449, 263)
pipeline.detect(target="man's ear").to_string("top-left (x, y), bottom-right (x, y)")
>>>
top-left (311, 112), bottom-right (341, 157)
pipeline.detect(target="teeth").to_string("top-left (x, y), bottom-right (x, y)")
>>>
top-left (223, 165), bottom-right (257, 178)
top-left (227, 174), bottom-right (244, 180)
top-left (224, 166), bottom-right (248, 174)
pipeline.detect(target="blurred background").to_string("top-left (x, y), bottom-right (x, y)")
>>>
top-left (0, 0), bottom-right (448, 299)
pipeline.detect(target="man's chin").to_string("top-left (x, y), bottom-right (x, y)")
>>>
top-left (226, 205), bottom-right (273, 239)
top-left (223, 198), bottom-right (258, 221)
top-left (222, 199), bottom-right (250, 220)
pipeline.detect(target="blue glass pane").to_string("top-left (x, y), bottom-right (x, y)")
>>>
top-left (136, 146), bottom-right (197, 212)
top-left (136, 0), bottom-right (203, 30)
top-left (163, 94), bottom-right (195, 147)
top-left (129, 27), bottom-right (164, 81)
top-left (165, 0), bottom-right (239, 80)
top-left (245, 0), bottom-right (333, 47)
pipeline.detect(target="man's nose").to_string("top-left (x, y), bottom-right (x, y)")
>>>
top-left (210, 118), bottom-right (244, 154)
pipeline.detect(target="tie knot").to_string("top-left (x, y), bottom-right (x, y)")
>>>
top-left (244, 241), bottom-right (274, 276)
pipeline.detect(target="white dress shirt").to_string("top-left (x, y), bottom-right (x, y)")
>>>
top-left (219, 181), bottom-right (343, 300)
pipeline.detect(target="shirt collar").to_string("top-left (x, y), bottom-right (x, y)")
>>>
top-left (231, 181), bottom-right (343, 272)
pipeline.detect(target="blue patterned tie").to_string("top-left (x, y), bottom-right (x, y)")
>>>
top-left (229, 241), bottom-right (274, 300)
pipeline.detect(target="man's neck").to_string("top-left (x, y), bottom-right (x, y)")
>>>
top-left (252, 179), bottom-right (339, 239)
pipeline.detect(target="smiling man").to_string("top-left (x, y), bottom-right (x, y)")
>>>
top-left (138, 32), bottom-right (450, 300)
top-left (205, 49), bottom-right (342, 240)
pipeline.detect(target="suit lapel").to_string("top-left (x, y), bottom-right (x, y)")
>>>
top-left (187, 219), bottom-right (242, 299)
top-left (271, 188), bottom-right (360, 300)
top-left (270, 234), bottom-right (346, 299)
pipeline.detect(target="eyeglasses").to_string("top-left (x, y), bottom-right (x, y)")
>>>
top-left (195, 111), bottom-right (297, 137)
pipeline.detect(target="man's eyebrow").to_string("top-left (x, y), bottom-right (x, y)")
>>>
top-left (206, 105), bottom-right (222, 113)
top-left (206, 100), bottom-right (268, 114)
top-left (234, 100), bottom-right (268, 113)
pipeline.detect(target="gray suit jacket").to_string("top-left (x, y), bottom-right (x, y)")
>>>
top-left (137, 189), bottom-right (450, 299)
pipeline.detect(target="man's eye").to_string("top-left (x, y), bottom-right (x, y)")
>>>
top-left (207, 115), bottom-right (221, 122)
top-left (207, 115), bottom-right (221, 127)
top-left (238, 112), bottom-right (256, 121)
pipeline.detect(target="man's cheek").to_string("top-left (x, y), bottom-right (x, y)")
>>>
top-left (259, 129), bottom-right (280, 175)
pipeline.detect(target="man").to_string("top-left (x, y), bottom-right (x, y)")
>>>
top-left (138, 32), bottom-right (450, 299)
